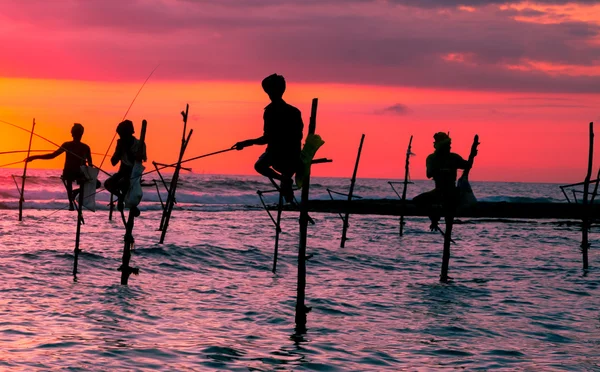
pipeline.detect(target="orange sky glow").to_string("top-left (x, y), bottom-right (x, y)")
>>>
top-left (1, 1), bottom-right (600, 183)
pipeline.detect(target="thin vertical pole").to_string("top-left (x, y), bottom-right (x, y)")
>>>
top-left (340, 134), bottom-right (365, 247)
top-left (159, 104), bottom-right (192, 243)
top-left (120, 120), bottom-right (147, 285)
top-left (440, 134), bottom-right (478, 282)
top-left (272, 192), bottom-right (284, 273)
top-left (159, 131), bottom-right (192, 242)
top-left (296, 98), bottom-right (318, 333)
top-left (582, 122), bottom-right (593, 270)
top-left (440, 216), bottom-right (454, 282)
top-left (108, 194), bottom-right (114, 221)
top-left (74, 187), bottom-right (84, 277)
top-left (399, 135), bottom-right (413, 236)
top-left (19, 118), bottom-right (35, 221)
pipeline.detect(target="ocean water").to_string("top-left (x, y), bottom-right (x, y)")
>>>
top-left (0, 169), bottom-right (599, 370)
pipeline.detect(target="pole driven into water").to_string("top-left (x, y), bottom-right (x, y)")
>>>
top-left (19, 119), bottom-right (35, 221)
top-left (73, 187), bottom-right (84, 277)
top-left (582, 122), bottom-right (593, 270)
top-left (440, 134), bottom-right (479, 282)
top-left (296, 98), bottom-right (318, 333)
top-left (272, 190), bottom-right (284, 273)
top-left (440, 216), bottom-right (454, 283)
top-left (159, 104), bottom-right (193, 243)
top-left (399, 135), bottom-right (413, 236)
top-left (120, 120), bottom-right (147, 285)
top-left (340, 134), bottom-right (365, 247)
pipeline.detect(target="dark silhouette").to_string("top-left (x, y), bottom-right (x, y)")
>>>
top-left (26, 123), bottom-right (93, 211)
top-left (104, 120), bottom-right (147, 215)
top-left (233, 74), bottom-right (304, 202)
top-left (413, 132), bottom-right (476, 231)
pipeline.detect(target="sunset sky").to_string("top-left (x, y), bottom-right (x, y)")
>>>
top-left (1, 0), bottom-right (600, 182)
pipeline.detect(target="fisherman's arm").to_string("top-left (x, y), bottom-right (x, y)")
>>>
top-left (87, 146), bottom-right (93, 166)
top-left (26, 147), bottom-right (64, 162)
top-left (456, 152), bottom-right (477, 170)
top-left (426, 155), bottom-right (434, 178)
top-left (233, 135), bottom-right (267, 150)
top-left (111, 140), bottom-right (123, 166)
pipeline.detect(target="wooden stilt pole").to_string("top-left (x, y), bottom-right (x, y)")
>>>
top-left (73, 186), bottom-right (84, 277)
top-left (272, 192), bottom-right (284, 273)
top-left (589, 168), bottom-right (600, 204)
top-left (159, 104), bottom-right (193, 243)
top-left (296, 98), bottom-right (318, 334)
top-left (154, 181), bottom-right (165, 210)
top-left (340, 134), bottom-right (365, 247)
top-left (108, 194), bottom-right (114, 221)
top-left (19, 118), bottom-right (35, 221)
top-left (399, 135), bottom-right (413, 236)
top-left (119, 120), bottom-right (147, 285)
top-left (440, 134), bottom-right (479, 282)
top-left (440, 216), bottom-right (454, 283)
top-left (582, 122), bottom-right (593, 270)
top-left (153, 162), bottom-right (171, 194)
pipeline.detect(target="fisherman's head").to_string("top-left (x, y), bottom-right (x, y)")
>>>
top-left (433, 132), bottom-right (451, 153)
top-left (71, 123), bottom-right (84, 141)
top-left (116, 120), bottom-right (135, 139)
top-left (262, 74), bottom-right (286, 101)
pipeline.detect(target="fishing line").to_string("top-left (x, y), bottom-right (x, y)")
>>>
top-left (98, 64), bottom-right (160, 169)
top-left (39, 187), bottom-right (110, 221)
top-left (0, 118), bottom-right (112, 177)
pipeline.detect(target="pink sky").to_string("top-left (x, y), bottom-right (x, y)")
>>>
top-left (1, 1), bottom-right (600, 182)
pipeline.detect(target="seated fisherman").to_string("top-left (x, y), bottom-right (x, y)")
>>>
top-left (233, 73), bottom-right (304, 203)
top-left (413, 132), bottom-right (474, 231)
top-left (104, 120), bottom-right (147, 215)
top-left (26, 123), bottom-right (93, 211)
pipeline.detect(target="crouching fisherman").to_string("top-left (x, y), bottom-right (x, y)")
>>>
top-left (26, 123), bottom-right (97, 211)
top-left (233, 73), bottom-right (304, 203)
top-left (104, 120), bottom-right (147, 216)
top-left (413, 132), bottom-right (476, 231)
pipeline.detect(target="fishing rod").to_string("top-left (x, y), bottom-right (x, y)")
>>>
top-left (0, 159), bottom-right (27, 168)
top-left (0, 118), bottom-right (112, 177)
top-left (140, 147), bottom-right (234, 177)
top-left (98, 64), bottom-right (160, 169)
top-left (0, 150), bottom-right (107, 156)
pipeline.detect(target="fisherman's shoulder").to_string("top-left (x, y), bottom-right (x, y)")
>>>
top-left (284, 102), bottom-right (301, 115)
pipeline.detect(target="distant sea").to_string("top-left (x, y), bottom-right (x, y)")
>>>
top-left (0, 169), bottom-right (598, 370)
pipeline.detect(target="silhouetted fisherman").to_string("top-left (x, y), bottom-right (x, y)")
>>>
top-left (233, 74), bottom-right (304, 202)
top-left (413, 132), bottom-right (476, 231)
top-left (26, 123), bottom-right (94, 211)
top-left (104, 120), bottom-right (147, 216)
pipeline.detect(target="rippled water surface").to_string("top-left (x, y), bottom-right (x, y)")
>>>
top-left (0, 171), bottom-right (599, 370)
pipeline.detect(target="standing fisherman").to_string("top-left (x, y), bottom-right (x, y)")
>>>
top-left (413, 132), bottom-right (477, 230)
top-left (104, 120), bottom-right (147, 216)
top-left (233, 74), bottom-right (304, 202)
top-left (26, 123), bottom-right (94, 211)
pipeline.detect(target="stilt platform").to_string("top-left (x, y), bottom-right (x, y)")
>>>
top-left (273, 199), bottom-right (600, 220)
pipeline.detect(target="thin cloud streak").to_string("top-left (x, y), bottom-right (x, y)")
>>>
top-left (1, 1), bottom-right (600, 93)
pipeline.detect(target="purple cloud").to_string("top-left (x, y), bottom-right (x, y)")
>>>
top-left (1, 0), bottom-right (600, 93)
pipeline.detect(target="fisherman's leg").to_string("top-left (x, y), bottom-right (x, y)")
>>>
top-left (254, 152), bottom-right (283, 181)
top-left (64, 179), bottom-right (75, 211)
top-left (275, 162), bottom-right (297, 204)
top-left (414, 190), bottom-right (441, 231)
top-left (104, 173), bottom-right (126, 210)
